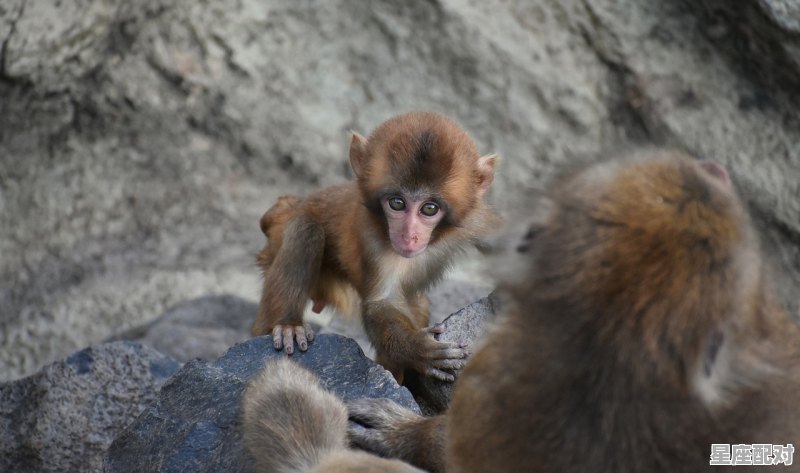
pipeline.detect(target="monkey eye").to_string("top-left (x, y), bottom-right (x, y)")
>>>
top-left (420, 202), bottom-right (439, 217)
top-left (388, 197), bottom-right (406, 211)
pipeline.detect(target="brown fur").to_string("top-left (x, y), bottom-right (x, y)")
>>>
top-left (241, 358), bottom-right (423, 473)
top-left (349, 150), bottom-right (800, 472)
top-left (253, 112), bottom-right (500, 383)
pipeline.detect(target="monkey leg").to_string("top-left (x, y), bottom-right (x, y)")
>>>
top-left (348, 398), bottom-right (447, 473)
top-left (363, 301), bottom-right (469, 383)
top-left (253, 214), bottom-right (325, 355)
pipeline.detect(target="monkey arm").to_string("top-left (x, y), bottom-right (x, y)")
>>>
top-left (348, 397), bottom-right (447, 473)
top-left (253, 214), bottom-right (325, 354)
top-left (362, 300), bottom-right (469, 383)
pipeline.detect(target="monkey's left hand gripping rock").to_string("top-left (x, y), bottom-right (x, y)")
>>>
top-left (412, 324), bottom-right (469, 383)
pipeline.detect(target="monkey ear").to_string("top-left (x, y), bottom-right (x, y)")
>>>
top-left (349, 132), bottom-right (369, 178)
top-left (476, 154), bottom-right (497, 196)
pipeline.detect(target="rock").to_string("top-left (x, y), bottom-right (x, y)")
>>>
top-left (0, 341), bottom-right (179, 473)
top-left (110, 294), bottom-right (259, 362)
top-left (2, 0), bottom-right (799, 382)
top-left (406, 294), bottom-right (499, 414)
top-left (428, 278), bottom-right (493, 324)
top-left (106, 334), bottom-right (419, 473)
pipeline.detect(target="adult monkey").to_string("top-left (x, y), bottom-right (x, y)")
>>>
top-left (253, 112), bottom-right (500, 383)
top-left (348, 151), bottom-right (800, 472)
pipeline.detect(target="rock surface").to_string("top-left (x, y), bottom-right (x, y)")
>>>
top-left (106, 334), bottom-right (419, 473)
top-left (0, 341), bottom-right (180, 473)
top-left (2, 0), bottom-right (799, 381)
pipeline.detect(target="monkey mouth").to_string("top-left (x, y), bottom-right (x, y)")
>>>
top-left (392, 243), bottom-right (426, 258)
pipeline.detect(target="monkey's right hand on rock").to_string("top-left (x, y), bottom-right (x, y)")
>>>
top-left (410, 324), bottom-right (469, 382)
top-left (271, 323), bottom-right (315, 355)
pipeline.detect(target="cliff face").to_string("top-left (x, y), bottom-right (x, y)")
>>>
top-left (1, 0), bottom-right (799, 381)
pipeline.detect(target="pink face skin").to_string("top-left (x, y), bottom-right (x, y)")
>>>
top-left (382, 194), bottom-right (446, 258)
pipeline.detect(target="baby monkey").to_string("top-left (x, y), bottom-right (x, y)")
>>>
top-left (348, 150), bottom-right (800, 472)
top-left (253, 112), bottom-right (500, 383)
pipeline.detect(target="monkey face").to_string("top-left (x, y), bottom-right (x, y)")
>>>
top-left (381, 192), bottom-right (446, 258)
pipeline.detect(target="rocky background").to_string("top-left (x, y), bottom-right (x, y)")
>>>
top-left (1, 0), bottom-right (799, 384)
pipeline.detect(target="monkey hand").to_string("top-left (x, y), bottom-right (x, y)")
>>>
top-left (409, 324), bottom-right (469, 382)
top-left (271, 323), bottom-right (315, 355)
top-left (347, 397), bottom-right (425, 456)
top-left (349, 397), bottom-right (446, 472)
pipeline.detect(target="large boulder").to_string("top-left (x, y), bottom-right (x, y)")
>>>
top-left (0, 342), bottom-right (180, 473)
top-left (2, 0), bottom-right (799, 382)
top-left (106, 334), bottom-right (419, 473)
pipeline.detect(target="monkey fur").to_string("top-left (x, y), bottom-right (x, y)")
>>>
top-left (253, 112), bottom-right (500, 384)
top-left (348, 149), bottom-right (800, 472)
top-left (240, 358), bottom-right (424, 473)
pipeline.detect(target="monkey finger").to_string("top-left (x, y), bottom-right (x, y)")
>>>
top-left (347, 398), bottom-right (421, 428)
top-left (425, 367), bottom-right (456, 383)
top-left (429, 358), bottom-right (467, 370)
top-left (347, 398), bottom-right (394, 427)
top-left (294, 326), bottom-right (308, 351)
top-left (304, 324), bottom-right (315, 342)
top-left (426, 342), bottom-right (470, 359)
top-left (282, 326), bottom-right (295, 355)
top-left (426, 346), bottom-right (469, 361)
top-left (347, 425), bottom-right (396, 457)
top-left (272, 326), bottom-right (284, 350)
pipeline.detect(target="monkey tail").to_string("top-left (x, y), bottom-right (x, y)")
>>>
top-left (240, 358), bottom-right (348, 473)
top-left (259, 195), bottom-right (302, 234)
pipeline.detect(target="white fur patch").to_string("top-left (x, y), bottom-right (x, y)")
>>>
top-left (692, 338), bottom-right (734, 408)
top-left (368, 252), bottom-right (413, 303)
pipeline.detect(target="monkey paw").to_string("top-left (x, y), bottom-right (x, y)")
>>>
top-left (347, 398), bottom-right (422, 455)
top-left (271, 323), bottom-right (315, 355)
top-left (413, 324), bottom-right (470, 382)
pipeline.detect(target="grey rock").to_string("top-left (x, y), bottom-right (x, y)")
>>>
top-left (428, 279), bottom-right (493, 325)
top-left (759, 0), bottom-right (800, 32)
top-left (111, 294), bottom-right (259, 362)
top-left (2, 0), bottom-right (800, 382)
top-left (407, 294), bottom-right (499, 415)
top-left (106, 334), bottom-right (419, 473)
top-left (0, 341), bottom-right (179, 473)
